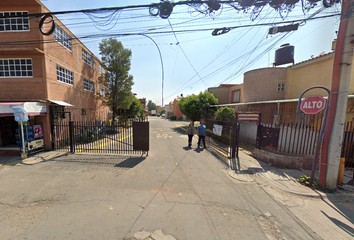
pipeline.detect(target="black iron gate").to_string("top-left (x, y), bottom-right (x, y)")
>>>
top-left (52, 119), bottom-right (149, 155)
top-left (204, 118), bottom-right (239, 159)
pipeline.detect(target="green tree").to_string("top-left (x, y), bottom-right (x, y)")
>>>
top-left (119, 94), bottom-right (144, 120)
top-left (215, 107), bottom-right (236, 123)
top-left (147, 100), bottom-right (156, 111)
top-left (177, 91), bottom-right (218, 121)
top-left (98, 38), bottom-right (134, 122)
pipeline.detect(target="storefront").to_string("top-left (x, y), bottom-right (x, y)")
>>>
top-left (0, 102), bottom-right (47, 149)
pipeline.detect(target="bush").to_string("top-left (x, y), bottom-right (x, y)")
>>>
top-left (215, 107), bottom-right (236, 123)
top-left (170, 115), bottom-right (176, 120)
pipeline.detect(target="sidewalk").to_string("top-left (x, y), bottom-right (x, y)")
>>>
top-left (173, 121), bottom-right (354, 198)
top-left (0, 149), bottom-right (69, 166)
top-left (227, 150), bottom-right (354, 199)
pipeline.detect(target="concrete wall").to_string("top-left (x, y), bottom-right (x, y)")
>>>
top-left (208, 87), bottom-right (230, 104)
top-left (254, 149), bottom-right (314, 170)
top-left (208, 84), bottom-right (243, 104)
top-left (243, 68), bottom-right (287, 103)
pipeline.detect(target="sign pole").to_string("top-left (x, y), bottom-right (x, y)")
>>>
top-left (297, 86), bottom-right (330, 187)
top-left (9, 105), bottom-right (29, 159)
top-left (20, 121), bottom-right (27, 159)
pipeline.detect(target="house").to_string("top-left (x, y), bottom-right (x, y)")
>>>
top-left (208, 84), bottom-right (243, 104)
top-left (0, 0), bottom-right (110, 149)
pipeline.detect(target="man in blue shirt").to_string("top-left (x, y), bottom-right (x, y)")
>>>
top-left (197, 120), bottom-right (206, 148)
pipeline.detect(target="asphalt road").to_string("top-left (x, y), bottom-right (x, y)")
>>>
top-left (0, 117), bottom-right (323, 239)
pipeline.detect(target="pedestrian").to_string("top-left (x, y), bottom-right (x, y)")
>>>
top-left (186, 122), bottom-right (196, 147)
top-left (197, 120), bottom-right (206, 148)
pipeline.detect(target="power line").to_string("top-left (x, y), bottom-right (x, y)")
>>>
top-left (168, 18), bottom-right (208, 90)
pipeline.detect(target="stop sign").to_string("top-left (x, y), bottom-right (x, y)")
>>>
top-left (300, 95), bottom-right (326, 114)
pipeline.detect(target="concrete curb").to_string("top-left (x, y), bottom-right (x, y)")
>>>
top-left (258, 175), bottom-right (328, 199)
top-left (0, 152), bottom-right (71, 166)
top-left (227, 168), bottom-right (329, 199)
top-left (227, 170), bottom-right (254, 182)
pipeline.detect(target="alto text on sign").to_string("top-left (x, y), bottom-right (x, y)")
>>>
top-left (300, 95), bottom-right (326, 114)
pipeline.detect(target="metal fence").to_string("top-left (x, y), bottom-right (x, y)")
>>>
top-left (256, 112), bottom-right (323, 156)
top-left (52, 119), bottom-right (148, 155)
top-left (204, 118), bottom-right (239, 158)
top-left (342, 121), bottom-right (354, 168)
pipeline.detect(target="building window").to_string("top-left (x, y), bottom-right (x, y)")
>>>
top-left (232, 90), bottom-right (240, 103)
top-left (99, 86), bottom-right (106, 96)
top-left (84, 79), bottom-right (94, 92)
top-left (54, 24), bottom-right (72, 51)
top-left (99, 65), bottom-right (105, 75)
top-left (56, 65), bottom-right (73, 85)
top-left (277, 83), bottom-right (286, 92)
top-left (0, 11), bottom-right (29, 32)
top-left (82, 49), bottom-right (92, 67)
top-left (81, 108), bottom-right (86, 115)
top-left (0, 59), bottom-right (33, 78)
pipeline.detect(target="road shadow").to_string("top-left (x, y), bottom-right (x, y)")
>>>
top-left (194, 147), bottom-right (204, 153)
top-left (114, 157), bottom-right (146, 168)
top-left (183, 146), bottom-right (192, 151)
top-left (171, 126), bottom-right (187, 135)
top-left (321, 210), bottom-right (354, 238)
top-left (45, 153), bottom-right (147, 169)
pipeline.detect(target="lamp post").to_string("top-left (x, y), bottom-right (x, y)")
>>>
top-left (139, 34), bottom-right (164, 107)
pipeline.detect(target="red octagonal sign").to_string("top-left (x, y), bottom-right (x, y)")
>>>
top-left (300, 95), bottom-right (326, 114)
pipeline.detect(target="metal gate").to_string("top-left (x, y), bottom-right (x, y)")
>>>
top-left (204, 118), bottom-right (240, 159)
top-left (51, 119), bottom-right (149, 155)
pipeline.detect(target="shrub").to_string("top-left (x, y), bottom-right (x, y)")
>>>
top-left (170, 115), bottom-right (176, 120)
top-left (215, 107), bottom-right (236, 123)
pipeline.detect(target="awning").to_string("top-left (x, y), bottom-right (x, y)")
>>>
top-left (0, 102), bottom-right (47, 117)
top-left (46, 99), bottom-right (74, 107)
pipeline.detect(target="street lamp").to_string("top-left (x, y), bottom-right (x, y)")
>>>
top-left (139, 34), bottom-right (165, 107)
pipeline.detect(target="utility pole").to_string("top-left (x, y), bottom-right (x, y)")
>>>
top-left (320, 0), bottom-right (354, 189)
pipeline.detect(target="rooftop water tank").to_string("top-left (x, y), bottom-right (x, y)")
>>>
top-left (274, 43), bottom-right (294, 66)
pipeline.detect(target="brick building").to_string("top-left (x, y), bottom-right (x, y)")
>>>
top-left (0, 0), bottom-right (110, 150)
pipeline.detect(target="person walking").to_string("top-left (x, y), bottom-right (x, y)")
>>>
top-left (197, 120), bottom-right (206, 148)
top-left (186, 122), bottom-right (196, 147)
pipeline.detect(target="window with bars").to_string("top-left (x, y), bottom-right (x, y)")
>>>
top-left (0, 59), bottom-right (33, 78)
top-left (0, 11), bottom-right (29, 32)
top-left (277, 83), bottom-right (286, 92)
top-left (84, 79), bottom-right (94, 92)
top-left (54, 24), bottom-right (72, 51)
top-left (56, 65), bottom-right (73, 85)
top-left (82, 49), bottom-right (93, 67)
top-left (99, 86), bottom-right (106, 96)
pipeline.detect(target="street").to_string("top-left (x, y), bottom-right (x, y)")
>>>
top-left (0, 117), bottom-right (352, 239)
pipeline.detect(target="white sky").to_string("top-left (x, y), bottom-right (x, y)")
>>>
top-left (40, 0), bottom-right (341, 107)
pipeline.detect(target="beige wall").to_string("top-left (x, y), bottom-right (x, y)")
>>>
top-left (208, 87), bottom-right (230, 104)
top-left (285, 53), bottom-right (335, 99)
top-left (243, 68), bottom-right (287, 102)
top-left (208, 84), bottom-right (243, 104)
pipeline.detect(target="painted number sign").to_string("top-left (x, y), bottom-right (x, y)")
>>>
top-left (300, 95), bottom-right (326, 114)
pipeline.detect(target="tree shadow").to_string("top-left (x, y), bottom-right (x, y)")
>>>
top-left (171, 126), bottom-right (187, 135)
